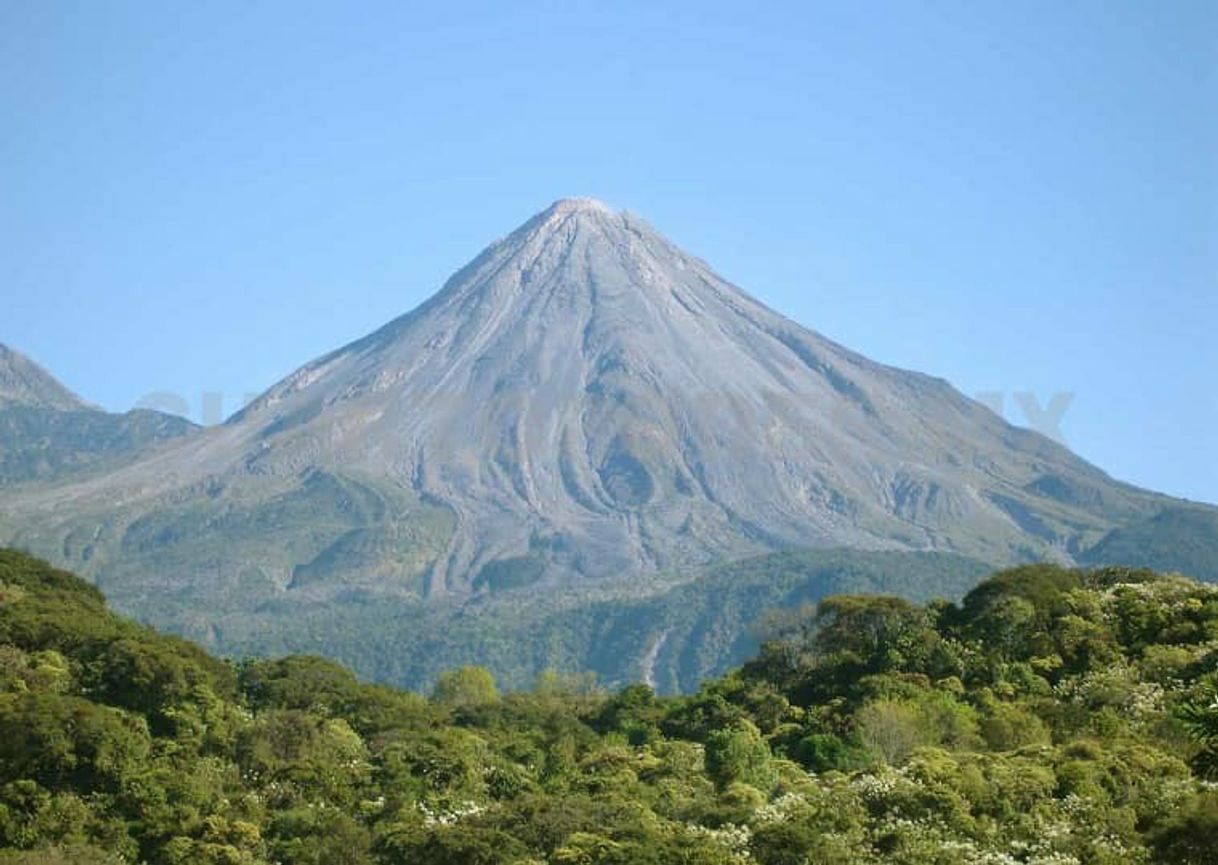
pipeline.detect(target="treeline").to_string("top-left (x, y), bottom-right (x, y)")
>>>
top-left (0, 548), bottom-right (1216, 864)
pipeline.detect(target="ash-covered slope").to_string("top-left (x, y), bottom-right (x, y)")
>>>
top-left (218, 198), bottom-right (1166, 588)
top-left (0, 200), bottom-right (1191, 623)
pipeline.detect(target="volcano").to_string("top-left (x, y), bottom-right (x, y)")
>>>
top-left (1, 198), bottom-right (1205, 687)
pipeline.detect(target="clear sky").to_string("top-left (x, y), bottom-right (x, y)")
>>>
top-left (2, 1), bottom-right (1215, 503)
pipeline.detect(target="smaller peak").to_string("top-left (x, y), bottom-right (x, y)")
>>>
top-left (0, 343), bottom-right (91, 411)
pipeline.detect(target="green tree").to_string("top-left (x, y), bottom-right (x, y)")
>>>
top-left (705, 720), bottom-right (774, 791)
top-left (432, 666), bottom-right (500, 710)
top-left (855, 699), bottom-right (925, 765)
top-left (1179, 690), bottom-right (1218, 778)
top-left (0, 694), bottom-right (151, 793)
top-left (814, 595), bottom-right (935, 672)
top-left (979, 701), bottom-right (1050, 751)
top-left (1147, 793), bottom-right (1218, 865)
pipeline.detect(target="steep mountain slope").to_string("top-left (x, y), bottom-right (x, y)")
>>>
top-left (1, 200), bottom-right (1211, 687)
top-left (0, 344), bottom-right (198, 485)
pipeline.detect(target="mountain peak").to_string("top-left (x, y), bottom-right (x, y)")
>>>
top-left (0, 343), bottom-right (90, 411)
top-left (522, 197), bottom-right (623, 237)
top-left (545, 197), bottom-right (614, 216)
top-left (213, 198), bottom-right (1156, 599)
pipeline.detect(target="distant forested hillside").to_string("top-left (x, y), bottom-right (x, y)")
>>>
top-left (191, 549), bottom-right (993, 693)
top-left (2, 549), bottom-right (1217, 864)
top-left (1081, 505), bottom-right (1218, 583)
top-left (0, 405), bottom-right (196, 484)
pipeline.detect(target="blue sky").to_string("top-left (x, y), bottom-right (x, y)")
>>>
top-left (2, 1), bottom-right (1215, 503)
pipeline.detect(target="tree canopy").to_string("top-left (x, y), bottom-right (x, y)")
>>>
top-left (0, 549), bottom-right (1216, 863)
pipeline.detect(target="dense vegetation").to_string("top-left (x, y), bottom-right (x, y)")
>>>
top-left (1080, 506), bottom-right (1218, 583)
top-left (0, 406), bottom-right (196, 485)
top-left (183, 549), bottom-right (992, 693)
top-left (1, 548), bottom-right (1217, 864)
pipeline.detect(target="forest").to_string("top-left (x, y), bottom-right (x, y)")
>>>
top-left (0, 548), bottom-right (1216, 864)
